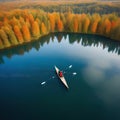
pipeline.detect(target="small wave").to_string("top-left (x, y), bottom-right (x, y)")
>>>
top-left (73, 72), bottom-right (77, 75)
top-left (69, 65), bottom-right (72, 68)
top-left (41, 81), bottom-right (46, 85)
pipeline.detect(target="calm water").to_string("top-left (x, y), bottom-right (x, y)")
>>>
top-left (0, 33), bottom-right (120, 120)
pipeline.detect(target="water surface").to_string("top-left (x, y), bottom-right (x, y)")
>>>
top-left (0, 33), bottom-right (120, 120)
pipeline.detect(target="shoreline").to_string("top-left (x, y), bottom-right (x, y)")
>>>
top-left (0, 32), bottom-right (119, 51)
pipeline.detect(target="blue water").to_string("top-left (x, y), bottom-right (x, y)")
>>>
top-left (0, 33), bottom-right (120, 120)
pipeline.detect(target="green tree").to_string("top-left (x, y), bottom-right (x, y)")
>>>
top-left (0, 29), bottom-right (10, 47)
top-left (3, 26), bottom-right (18, 45)
top-left (0, 38), bottom-right (4, 49)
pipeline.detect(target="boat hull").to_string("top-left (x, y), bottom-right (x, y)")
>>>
top-left (55, 66), bottom-right (69, 89)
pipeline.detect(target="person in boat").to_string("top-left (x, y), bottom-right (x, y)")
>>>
top-left (59, 71), bottom-right (63, 77)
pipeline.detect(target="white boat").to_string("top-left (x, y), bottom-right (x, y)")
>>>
top-left (55, 66), bottom-right (69, 89)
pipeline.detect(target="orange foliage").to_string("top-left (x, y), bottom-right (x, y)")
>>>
top-left (66, 12), bottom-right (74, 31)
top-left (19, 16), bottom-right (25, 26)
top-left (91, 21), bottom-right (98, 33)
top-left (83, 16), bottom-right (90, 33)
top-left (0, 22), bottom-right (3, 28)
top-left (73, 16), bottom-right (79, 32)
top-left (111, 21), bottom-right (116, 29)
top-left (104, 18), bottom-right (111, 34)
top-left (90, 14), bottom-right (101, 33)
top-left (48, 13), bottom-right (55, 32)
top-left (22, 24), bottom-right (31, 42)
top-left (32, 21), bottom-right (40, 37)
top-left (97, 20), bottom-right (104, 34)
top-left (41, 22), bottom-right (47, 35)
top-left (57, 19), bottom-right (63, 32)
top-left (14, 25), bottom-right (24, 43)
top-left (0, 9), bottom-right (120, 49)
top-left (3, 17), bottom-right (9, 24)
top-left (28, 14), bottom-right (34, 25)
top-left (0, 38), bottom-right (4, 49)
top-left (25, 18), bottom-right (31, 29)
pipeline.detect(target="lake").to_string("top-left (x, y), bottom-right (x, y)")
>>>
top-left (0, 33), bottom-right (120, 120)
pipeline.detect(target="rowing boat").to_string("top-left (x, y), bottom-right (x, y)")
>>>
top-left (55, 66), bottom-right (69, 89)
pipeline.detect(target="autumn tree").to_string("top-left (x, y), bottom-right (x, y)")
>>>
top-left (35, 18), bottom-right (41, 26)
top-left (25, 18), bottom-right (31, 30)
top-left (22, 24), bottom-right (31, 42)
top-left (0, 29), bottom-right (10, 47)
top-left (78, 15), bottom-right (82, 33)
top-left (13, 25), bottom-right (24, 43)
top-left (48, 13), bottom-right (55, 32)
top-left (32, 21), bottom-right (40, 37)
top-left (90, 14), bottom-right (101, 33)
top-left (28, 14), bottom-right (34, 25)
top-left (60, 13), bottom-right (66, 28)
top-left (97, 20), bottom-right (104, 34)
top-left (0, 38), bottom-right (4, 49)
top-left (57, 18), bottom-right (63, 32)
top-left (19, 16), bottom-right (25, 26)
top-left (3, 17), bottom-right (12, 30)
top-left (10, 17), bottom-right (21, 28)
top-left (110, 19), bottom-right (120, 40)
top-left (0, 9), bottom-right (120, 50)
top-left (41, 22), bottom-right (47, 35)
top-left (3, 26), bottom-right (18, 45)
top-left (65, 12), bottom-right (74, 32)
top-left (104, 18), bottom-right (111, 35)
top-left (82, 15), bottom-right (90, 33)
top-left (73, 15), bottom-right (79, 32)
top-left (42, 14), bottom-right (48, 27)
top-left (47, 20), bottom-right (51, 33)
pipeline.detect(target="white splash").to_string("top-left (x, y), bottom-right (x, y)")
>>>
top-left (69, 65), bottom-right (72, 68)
top-left (41, 81), bottom-right (46, 85)
top-left (73, 72), bottom-right (77, 75)
top-left (52, 76), bottom-right (55, 79)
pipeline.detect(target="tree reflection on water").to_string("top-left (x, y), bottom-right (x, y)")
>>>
top-left (0, 33), bottom-right (120, 64)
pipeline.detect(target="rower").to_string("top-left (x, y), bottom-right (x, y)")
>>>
top-left (59, 71), bottom-right (63, 77)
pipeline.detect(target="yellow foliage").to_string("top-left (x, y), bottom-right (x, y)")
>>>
top-left (48, 13), bottom-right (55, 32)
top-left (0, 9), bottom-right (120, 49)
top-left (3, 26), bottom-right (18, 45)
top-left (73, 15), bottom-right (79, 32)
top-left (104, 18), bottom-right (111, 34)
top-left (41, 22), bottom-right (47, 35)
top-left (14, 25), bottom-right (24, 43)
top-left (57, 19), bottom-right (63, 32)
top-left (83, 16), bottom-right (90, 33)
top-left (22, 24), bottom-right (31, 42)
top-left (0, 38), bottom-right (4, 49)
top-left (0, 29), bottom-right (10, 47)
top-left (32, 21), bottom-right (40, 37)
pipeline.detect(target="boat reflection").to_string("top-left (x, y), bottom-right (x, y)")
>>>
top-left (0, 33), bottom-right (120, 64)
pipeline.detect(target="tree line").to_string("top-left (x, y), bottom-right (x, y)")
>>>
top-left (1, 33), bottom-right (120, 64)
top-left (20, 2), bottom-right (120, 16)
top-left (0, 9), bottom-right (120, 49)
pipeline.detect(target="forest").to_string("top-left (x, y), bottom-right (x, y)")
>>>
top-left (20, 2), bottom-right (120, 16)
top-left (0, 8), bottom-right (120, 49)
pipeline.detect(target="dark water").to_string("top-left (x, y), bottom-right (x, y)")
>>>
top-left (0, 33), bottom-right (120, 120)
